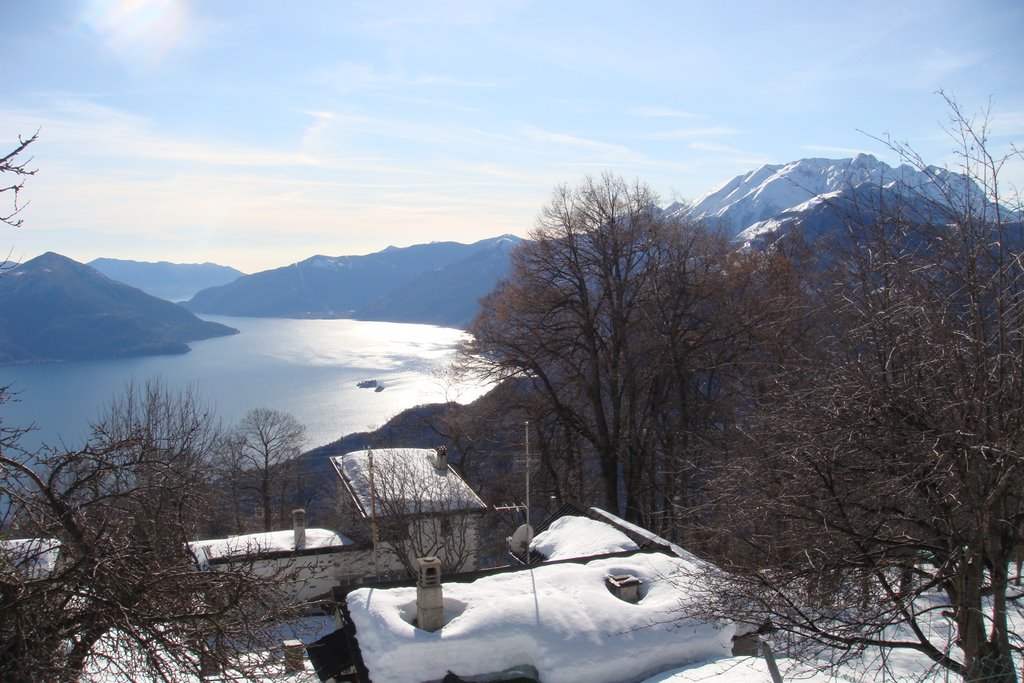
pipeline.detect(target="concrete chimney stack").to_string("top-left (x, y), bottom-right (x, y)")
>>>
top-left (434, 445), bottom-right (448, 470)
top-left (293, 508), bottom-right (306, 549)
top-left (416, 556), bottom-right (444, 631)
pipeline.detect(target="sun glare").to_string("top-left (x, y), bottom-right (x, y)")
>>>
top-left (80, 0), bottom-right (188, 71)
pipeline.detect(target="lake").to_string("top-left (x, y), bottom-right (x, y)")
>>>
top-left (0, 316), bottom-right (488, 452)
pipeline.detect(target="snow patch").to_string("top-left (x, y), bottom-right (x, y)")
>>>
top-left (189, 528), bottom-right (352, 562)
top-left (347, 552), bottom-right (732, 683)
top-left (330, 448), bottom-right (486, 518)
top-left (530, 515), bottom-right (639, 560)
top-left (588, 507), bottom-right (705, 565)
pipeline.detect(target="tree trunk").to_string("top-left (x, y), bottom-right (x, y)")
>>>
top-left (954, 552), bottom-right (1018, 683)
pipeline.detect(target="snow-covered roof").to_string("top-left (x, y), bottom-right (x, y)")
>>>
top-left (329, 448), bottom-right (487, 519)
top-left (530, 514), bottom-right (639, 560)
top-left (587, 507), bottom-right (705, 565)
top-left (346, 551), bottom-right (732, 683)
top-left (189, 528), bottom-right (352, 563)
top-left (0, 538), bottom-right (61, 578)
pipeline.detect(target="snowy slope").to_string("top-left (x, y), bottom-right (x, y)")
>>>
top-left (675, 154), bottom-right (968, 239)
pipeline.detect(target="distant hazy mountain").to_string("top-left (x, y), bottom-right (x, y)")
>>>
top-left (0, 253), bottom-right (237, 364)
top-left (184, 235), bottom-right (523, 328)
top-left (356, 235), bottom-right (521, 327)
top-left (668, 153), bottom-right (976, 245)
top-left (88, 258), bottom-right (245, 302)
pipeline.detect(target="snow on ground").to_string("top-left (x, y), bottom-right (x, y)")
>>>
top-left (347, 551), bottom-right (732, 683)
top-left (642, 655), bottom-right (834, 682)
top-left (189, 528), bottom-right (352, 562)
top-left (805, 583), bottom-right (1024, 683)
top-left (530, 515), bottom-right (639, 560)
top-left (85, 616), bottom-right (336, 683)
top-left (86, 652), bottom-right (323, 683)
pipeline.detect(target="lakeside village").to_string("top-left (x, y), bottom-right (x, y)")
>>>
top-left (1, 445), bottom-right (778, 683)
top-left (8, 443), bottom-right (1008, 683)
top-left (4, 164), bottom-right (1023, 680)
top-left (185, 445), bottom-right (765, 683)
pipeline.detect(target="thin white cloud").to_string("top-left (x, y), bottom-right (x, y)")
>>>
top-left (917, 47), bottom-right (987, 81)
top-left (689, 141), bottom-right (742, 154)
top-left (2, 101), bottom-right (319, 169)
top-left (357, 0), bottom-right (526, 29)
top-left (291, 108), bottom-right (525, 168)
top-left (387, 95), bottom-right (484, 113)
top-left (520, 127), bottom-right (644, 161)
top-left (803, 144), bottom-right (872, 157)
top-left (648, 126), bottom-right (741, 140)
top-left (629, 106), bottom-right (701, 119)
top-left (315, 62), bottom-right (498, 93)
top-left (982, 109), bottom-right (1024, 139)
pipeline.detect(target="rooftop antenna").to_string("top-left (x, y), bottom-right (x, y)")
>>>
top-left (510, 421), bottom-right (534, 559)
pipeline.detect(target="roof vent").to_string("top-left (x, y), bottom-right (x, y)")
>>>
top-left (606, 574), bottom-right (642, 603)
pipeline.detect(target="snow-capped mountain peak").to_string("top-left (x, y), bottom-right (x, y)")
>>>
top-left (683, 154), bottom-right (949, 238)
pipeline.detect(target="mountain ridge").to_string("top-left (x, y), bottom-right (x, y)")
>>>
top-left (673, 153), bottom-right (975, 240)
top-left (0, 253), bottom-right (237, 364)
top-left (184, 234), bottom-right (524, 328)
top-left (88, 258), bottom-right (245, 302)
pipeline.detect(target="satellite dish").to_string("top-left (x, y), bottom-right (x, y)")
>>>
top-left (510, 524), bottom-right (534, 555)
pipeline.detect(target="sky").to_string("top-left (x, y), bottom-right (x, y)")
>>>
top-left (2, 0), bottom-right (1022, 273)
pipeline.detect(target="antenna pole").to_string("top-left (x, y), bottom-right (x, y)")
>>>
top-left (368, 447), bottom-right (380, 578)
top-left (524, 421), bottom-right (530, 532)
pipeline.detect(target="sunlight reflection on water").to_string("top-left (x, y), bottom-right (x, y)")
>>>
top-left (1, 317), bottom-right (489, 452)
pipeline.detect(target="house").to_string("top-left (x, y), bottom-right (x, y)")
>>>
top-left (0, 537), bottom-right (61, 579)
top-left (187, 446), bottom-right (490, 607)
top-left (307, 506), bottom-right (734, 683)
top-left (329, 447), bottom-right (489, 578)
top-left (189, 510), bottom-right (369, 604)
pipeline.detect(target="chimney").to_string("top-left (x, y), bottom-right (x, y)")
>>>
top-left (292, 509), bottom-right (306, 549)
top-left (282, 639), bottom-right (305, 673)
top-left (415, 556), bottom-right (444, 631)
top-left (433, 445), bottom-right (448, 470)
top-left (606, 574), bottom-right (643, 603)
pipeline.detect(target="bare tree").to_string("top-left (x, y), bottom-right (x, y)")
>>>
top-left (377, 455), bottom-right (484, 576)
top-left (220, 408), bottom-right (306, 532)
top-left (468, 174), bottom-right (754, 533)
top-left (705, 96), bottom-right (1024, 682)
top-left (1, 131), bottom-right (37, 232)
top-left (0, 379), bottom-right (304, 682)
top-left (1, 132), bottom-right (37, 273)
top-left (337, 448), bottom-right (486, 577)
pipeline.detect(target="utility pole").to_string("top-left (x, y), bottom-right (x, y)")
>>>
top-left (367, 447), bottom-right (380, 578)
top-left (524, 421), bottom-right (530, 532)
